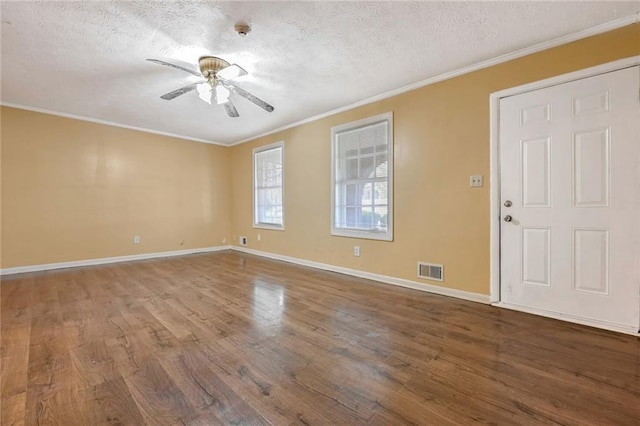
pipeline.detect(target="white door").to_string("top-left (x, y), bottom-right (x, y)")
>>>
top-left (499, 66), bottom-right (640, 331)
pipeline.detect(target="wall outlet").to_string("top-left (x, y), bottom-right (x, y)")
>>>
top-left (257, 234), bottom-right (261, 241)
top-left (354, 246), bottom-right (360, 257)
top-left (133, 236), bottom-right (140, 244)
top-left (240, 236), bottom-right (248, 246)
top-left (470, 175), bottom-right (483, 187)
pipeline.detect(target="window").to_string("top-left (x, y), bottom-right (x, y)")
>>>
top-left (331, 112), bottom-right (393, 240)
top-left (254, 141), bottom-right (284, 229)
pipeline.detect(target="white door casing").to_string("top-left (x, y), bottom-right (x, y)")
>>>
top-left (497, 65), bottom-right (640, 332)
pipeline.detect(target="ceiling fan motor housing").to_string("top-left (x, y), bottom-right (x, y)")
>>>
top-left (198, 56), bottom-right (230, 80)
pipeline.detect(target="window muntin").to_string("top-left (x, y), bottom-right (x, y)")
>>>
top-left (254, 142), bottom-right (284, 229)
top-left (331, 112), bottom-right (393, 240)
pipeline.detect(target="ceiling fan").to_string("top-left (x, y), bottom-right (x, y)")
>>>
top-left (147, 56), bottom-right (274, 118)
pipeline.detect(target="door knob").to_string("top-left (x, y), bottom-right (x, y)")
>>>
top-left (504, 200), bottom-right (512, 207)
top-left (504, 215), bottom-right (513, 222)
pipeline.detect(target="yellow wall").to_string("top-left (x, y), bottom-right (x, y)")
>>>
top-left (230, 24), bottom-right (640, 295)
top-left (1, 107), bottom-right (230, 268)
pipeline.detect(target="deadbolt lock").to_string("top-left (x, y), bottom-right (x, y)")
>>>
top-left (504, 200), bottom-right (512, 207)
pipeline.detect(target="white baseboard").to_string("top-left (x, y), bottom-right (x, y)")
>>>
top-left (494, 302), bottom-right (639, 336)
top-left (0, 245), bottom-right (232, 276)
top-left (231, 245), bottom-right (490, 304)
top-left (1, 244), bottom-right (491, 305)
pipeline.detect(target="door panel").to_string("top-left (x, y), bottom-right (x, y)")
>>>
top-left (521, 137), bottom-right (551, 207)
top-left (521, 227), bottom-right (550, 286)
top-left (499, 66), bottom-right (640, 329)
top-left (573, 128), bottom-right (609, 207)
top-left (572, 228), bottom-right (609, 294)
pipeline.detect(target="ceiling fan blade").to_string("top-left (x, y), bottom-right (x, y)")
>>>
top-left (223, 99), bottom-right (240, 118)
top-left (160, 82), bottom-right (201, 100)
top-left (217, 64), bottom-right (248, 80)
top-left (225, 83), bottom-right (274, 113)
top-left (147, 59), bottom-right (201, 77)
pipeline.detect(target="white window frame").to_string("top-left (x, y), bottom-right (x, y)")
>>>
top-left (331, 112), bottom-right (393, 241)
top-left (253, 141), bottom-right (285, 230)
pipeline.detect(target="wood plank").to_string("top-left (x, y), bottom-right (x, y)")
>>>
top-left (123, 358), bottom-right (196, 425)
top-left (159, 344), bottom-right (271, 425)
top-left (1, 279), bottom-right (34, 400)
top-left (92, 375), bottom-right (145, 425)
top-left (1, 391), bottom-right (26, 426)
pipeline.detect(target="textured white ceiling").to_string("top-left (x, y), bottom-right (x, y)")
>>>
top-left (1, 2), bottom-right (638, 145)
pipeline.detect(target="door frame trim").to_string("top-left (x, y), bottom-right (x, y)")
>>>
top-left (489, 56), bottom-right (640, 311)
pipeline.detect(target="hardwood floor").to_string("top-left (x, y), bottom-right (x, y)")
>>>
top-left (1, 250), bottom-right (639, 425)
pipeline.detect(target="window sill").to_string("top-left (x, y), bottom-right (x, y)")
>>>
top-left (253, 223), bottom-right (285, 231)
top-left (331, 228), bottom-right (393, 241)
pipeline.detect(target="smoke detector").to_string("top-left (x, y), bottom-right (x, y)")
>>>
top-left (235, 23), bottom-right (251, 37)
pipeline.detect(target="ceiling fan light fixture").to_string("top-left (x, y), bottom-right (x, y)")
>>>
top-left (196, 83), bottom-right (212, 104)
top-left (215, 85), bottom-right (230, 105)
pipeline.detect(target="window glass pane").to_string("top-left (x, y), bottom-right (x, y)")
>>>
top-left (361, 183), bottom-right (372, 203)
top-left (346, 158), bottom-right (358, 180)
top-left (346, 207), bottom-right (358, 228)
top-left (374, 206), bottom-right (388, 230)
top-left (360, 207), bottom-right (374, 229)
top-left (375, 154), bottom-right (388, 178)
top-left (374, 182), bottom-right (388, 205)
top-left (339, 133), bottom-right (359, 157)
top-left (359, 156), bottom-right (374, 179)
top-left (346, 183), bottom-right (359, 206)
top-left (360, 146), bottom-right (374, 155)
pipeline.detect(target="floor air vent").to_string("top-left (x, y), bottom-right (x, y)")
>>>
top-left (418, 262), bottom-right (444, 282)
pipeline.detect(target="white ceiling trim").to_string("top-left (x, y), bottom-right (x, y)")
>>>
top-left (0, 101), bottom-right (226, 146)
top-left (231, 13), bottom-right (639, 146)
